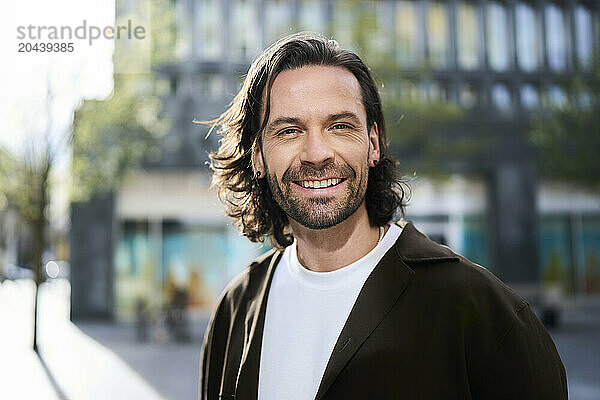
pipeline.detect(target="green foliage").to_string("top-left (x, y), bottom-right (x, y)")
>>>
top-left (0, 142), bottom-right (51, 224)
top-left (72, 74), bottom-right (170, 201)
top-left (382, 95), bottom-right (466, 177)
top-left (71, 0), bottom-right (174, 201)
top-left (530, 104), bottom-right (600, 189)
top-left (529, 53), bottom-right (600, 189)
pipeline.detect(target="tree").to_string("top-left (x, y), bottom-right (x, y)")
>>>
top-left (0, 78), bottom-right (68, 352)
top-left (0, 0), bottom-right (174, 352)
top-left (529, 71), bottom-right (600, 189)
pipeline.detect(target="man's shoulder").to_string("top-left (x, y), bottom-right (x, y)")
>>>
top-left (396, 222), bottom-right (527, 316)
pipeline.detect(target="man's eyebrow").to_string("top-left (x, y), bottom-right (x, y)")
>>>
top-left (326, 112), bottom-right (362, 125)
top-left (265, 116), bottom-right (303, 131)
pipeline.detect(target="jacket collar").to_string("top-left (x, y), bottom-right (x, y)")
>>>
top-left (234, 221), bottom-right (458, 400)
top-left (394, 220), bottom-right (459, 264)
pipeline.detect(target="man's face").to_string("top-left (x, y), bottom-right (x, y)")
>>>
top-left (253, 65), bottom-right (380, 230)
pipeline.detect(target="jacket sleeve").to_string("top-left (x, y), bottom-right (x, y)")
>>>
top-left (199, 293), bottom-right (230, 400)
top-left (473, 304), bottom-right (568, 399)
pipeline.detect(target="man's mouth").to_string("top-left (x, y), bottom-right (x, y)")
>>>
top-left (295, 178), bottom-right (345, 189)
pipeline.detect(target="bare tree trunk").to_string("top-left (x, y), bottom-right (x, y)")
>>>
top-left (32, 162), bottom-right (49, 353)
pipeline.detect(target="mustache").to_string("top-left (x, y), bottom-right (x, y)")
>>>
top-left (281, 164), bottom-right (355, 183)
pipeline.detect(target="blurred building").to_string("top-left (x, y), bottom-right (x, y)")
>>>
top-left (71, 0), bottom-right (600, 320)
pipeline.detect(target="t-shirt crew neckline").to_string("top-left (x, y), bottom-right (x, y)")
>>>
top-left (287, 223), bottom-right (403, 292)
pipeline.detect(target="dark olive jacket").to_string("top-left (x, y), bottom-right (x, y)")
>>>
top-left (200, 222), bottom-right (567, 400)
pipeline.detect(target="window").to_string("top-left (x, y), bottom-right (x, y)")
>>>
top-left (520, 84), bottom-right (539, 109)
top-left (457, 2), bottom-right (481, 70)
top-left (428, 81), bottom-right (451, 103)
top-left (232, 0), bottom-right (258, 60)
top-left (546, 4), bottom-right (567, 71)
top-left (427, 2), bottom-right (450, 68)
top-left (400, 80), bottom-right (421, 102)
top-left (577, 90), bottom-right (594, 108)
top-left (575, 5), bottom-right (593, 70)
top-left (175, 0), bottom-right (192, 59)
top-left (492, 83), bottom-right (512, 112)
top-left (298, 0), bottom-right (326, 33)
top-left (487, 1), bottom-right (510, 71)
top-left (332, 0), bottom-right (359, 53)
top-left (460, 83), bottom-right (480, 109)
top-left (515, 2), bottom-right (540, 71)
top-left (395, 0), bottom-right (421, 66)
top-left (194, 74), bottom-right (225, 100)
top-left (548, 85), bottom-right (567, 108)
top-left (265, 0), bottom-right (293, 45)
top-left (363, 1), bottom-right (394, 60)
top-left (195, 0), bottom-right (221, 60)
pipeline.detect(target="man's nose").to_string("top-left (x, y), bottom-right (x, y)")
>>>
top-left (299, 130), bottom-right (335, 169)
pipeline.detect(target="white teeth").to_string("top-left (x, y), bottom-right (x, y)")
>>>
top-left (300, 178), bottom-right (341, 189)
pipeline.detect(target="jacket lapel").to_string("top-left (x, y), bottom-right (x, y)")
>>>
top-left (234, 250), bottom-right (282, 400)
top-left (313, 228), bottom-right (414, 400)
top-left (314, 221), bottom-right (458, 400)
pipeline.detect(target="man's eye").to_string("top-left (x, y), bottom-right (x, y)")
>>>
top-left (331, 123), bottom-right (351, 130)
top-left (278, 127), bottom-right (300, 136)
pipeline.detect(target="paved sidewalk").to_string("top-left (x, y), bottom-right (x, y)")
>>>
top-left (0, 279), bottom-right (59, 400)
top-left (76, 321), bottom-right (207, 400)
top-left (1, 279), bottom-right (167, 400)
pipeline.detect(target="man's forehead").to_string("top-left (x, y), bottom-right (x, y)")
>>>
top-left (263, 65), bottom-right (366, 124)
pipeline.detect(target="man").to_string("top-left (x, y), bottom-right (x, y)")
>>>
top-left (200, 33), bottom-right (567, 400)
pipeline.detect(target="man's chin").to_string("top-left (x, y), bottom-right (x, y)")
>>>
top-left (285, 201), bottom-right (360, 230)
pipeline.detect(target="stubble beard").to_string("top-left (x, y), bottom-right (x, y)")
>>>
top-left (266, 163), bottom-right (369, 230)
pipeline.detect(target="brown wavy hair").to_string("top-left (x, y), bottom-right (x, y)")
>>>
top-left (206, 32), bottom-right (409, 248)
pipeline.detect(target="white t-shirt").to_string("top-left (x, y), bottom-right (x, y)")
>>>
top-left (258, 224), bottom-right (403, 400)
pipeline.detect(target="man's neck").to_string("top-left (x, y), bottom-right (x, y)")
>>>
top-left (290, 204), bottom-right (382, 272)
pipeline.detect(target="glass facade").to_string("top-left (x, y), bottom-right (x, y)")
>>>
top-left (457, 1), bottom-right (481, 70)
top-left (539, 216), bottom-right (574, 292)
top-left (427, 2), bottom-right (450, 67)
top-left (175, 0), bottom-right (192, 59)
top-left (487, 1), bottom-right (510, 71)
top-left (265, 0), bottom-right (293, 45)
top-left (395, 0), bottom-right (421, 66)
top-left (546, 3), bottom-right (568, 71)
top-left (537, 215), bottom-right (600, 295)
top-left (582, 217), bottom-right (600, 293)
top-left (115, 219), bottom-right (266, 317)
top-left (548, 85), bottom-right (567, 108)
top-left (462, 215), bottom-right (489, 268)
top-left (520, 84), bottom-right (539, 109)
top-left (232, 0), bottom-right (259, 60)
top-left (297, 0), bottom-right (326, 33)
top-left (515, 2), bottom-right (540, 71)
top-left (574, 5), bottom-right (594, 69)
top-left (459, 82), bottom-right (480, 109)
top-left (195, 0), bottom-right (222, 59)
top-left (491, 83), bottom-right (512, 113)
top-left (364, 1), bottom-right (394, 60)
top-left (170, 0), bottom-right (598, 113)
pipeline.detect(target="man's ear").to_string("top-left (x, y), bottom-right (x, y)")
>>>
top-left (252, 139), bottom-right (265, 179)
top-left (368, 122), bottom-right (381, 167)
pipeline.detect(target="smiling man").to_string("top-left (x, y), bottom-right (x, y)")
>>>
top-left (200, 33), bottom-right (567, 400)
